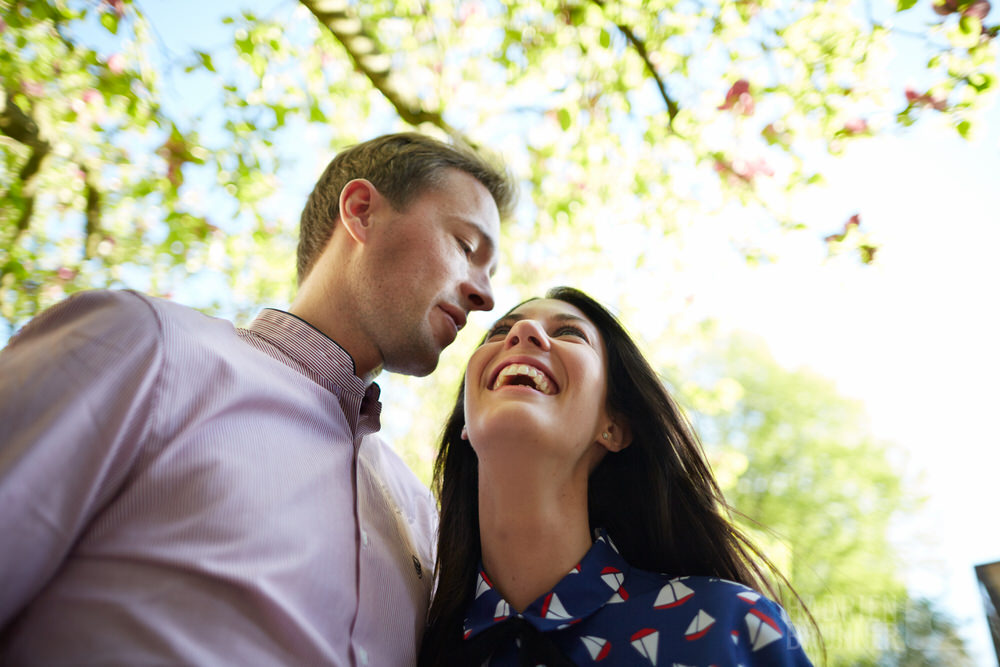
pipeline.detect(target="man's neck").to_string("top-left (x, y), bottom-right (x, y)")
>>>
top-left (288, 286), bottom-right (380, 380)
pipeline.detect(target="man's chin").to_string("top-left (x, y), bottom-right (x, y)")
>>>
top-left (384, 348), bottom-right (440, 377)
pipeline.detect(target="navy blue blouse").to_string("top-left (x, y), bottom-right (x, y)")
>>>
top-left (463, 530), bottom-right (814, 666)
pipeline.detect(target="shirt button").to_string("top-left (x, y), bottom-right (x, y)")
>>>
top-left (359, 647), bottom-right (369, 665)
top-left (361, 530), bottom-right (369, 547)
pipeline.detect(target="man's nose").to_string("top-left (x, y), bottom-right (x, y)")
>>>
top-left (462, 270), bottom-right (495, 312)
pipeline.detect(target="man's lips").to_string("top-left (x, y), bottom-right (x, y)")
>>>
top-left (487, 357), bottom-right (559, 394)
top-left (438, 304), bottom-right (467, 333)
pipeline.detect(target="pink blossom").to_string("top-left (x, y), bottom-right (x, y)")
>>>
top-left (715, 156), bottom-right (773, 184)
top-left (737, 158), bottom-right (773, 179)
top-left (82, 88), bottom-right (101, 105)
top-left (107, 53), bottom-right (126, 75)
top-left (22, 81), bottom-right (45, 97)
top-left (933, 0), bottom-right (960, 14)
top-left (905, 88), bottom-right (947, 111)
top-left (843, 118), bottom-right (868, 134)
top-left (964, 0), bottom-right (991, 20)
top-left (718, 79), bottom-right (754, 116)
top-left (825, 214), bottom-right (862, 244)
top-left (459, 1), bottom-right (483, 24)
top-left (104, 0), bottom-right (126, 17)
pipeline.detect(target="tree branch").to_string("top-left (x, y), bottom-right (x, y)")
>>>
top-left (590, 0), bottom-right (680, 125)
top-left (0, 90), bottom-right (51, 235)
top-left (82, 165), bottom-right (102, 259)
top-left (298, 0), bottom-right (478, 147)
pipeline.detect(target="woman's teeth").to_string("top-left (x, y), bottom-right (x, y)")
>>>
top-left (492, 364), bottom-right (555, 394)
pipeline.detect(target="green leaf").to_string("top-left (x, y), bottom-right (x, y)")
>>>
top-left (197, 51), bottom-right (216, 73)
top-left (273, 104), bottom-right (288, 127)
top-left (959, 14), bottom-right (981, 35)
top-left (967, 72), bottom-right (992, 91)
top-left (235, 35), bottom-right (253, 56)
top-left (100, 12), bottom-right (119, 35)
top-left (599, 28), bottom-right (611, 49)
top-left (557, 107), bottom-right (572, 130)
top-left (309, 102), bottom-right (326, 123)
top-left (956, 119), bottom-right (971, 138)
top-left (896, 0), bottom-right (918, 10)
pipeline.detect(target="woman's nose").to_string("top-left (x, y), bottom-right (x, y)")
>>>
top-left (503, 319), bottom-right (551, 350)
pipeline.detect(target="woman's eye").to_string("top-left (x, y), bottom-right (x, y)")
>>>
top-left (457, 239), bottom-right (473, 256)
top-left (486, 324), bottom-right (510, 339)
top-left (554, 326), bottom-right (587, 340)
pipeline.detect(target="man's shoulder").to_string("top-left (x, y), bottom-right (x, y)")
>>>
top-left (8, 289), bottom-right (238, 357)
top-left (8, 289), bottom-right (154, 347)
top-left (86, 289), bottom-right (237, 337)
top-left (113, 290), bottom-right (229, 328)
top-left (21, 289), bottom-right (211, 329)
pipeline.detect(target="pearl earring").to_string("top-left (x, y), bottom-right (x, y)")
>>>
top-left (602, 432), bottom-right (610, 440)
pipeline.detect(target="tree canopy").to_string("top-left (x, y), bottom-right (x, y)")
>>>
top-left (1, 0), bottom-right (996, 336)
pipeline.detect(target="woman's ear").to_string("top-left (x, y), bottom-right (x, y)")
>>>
top-left (338, 179), bottom-right (378, 244)
top-left (600, 416), bottom-right (632, 453)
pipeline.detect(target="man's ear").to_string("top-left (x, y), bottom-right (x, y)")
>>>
top-left (339, 179), bottom-right (379, 244)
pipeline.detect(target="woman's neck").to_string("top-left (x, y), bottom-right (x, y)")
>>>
top-left (477, 457), bottom-right (593, 612)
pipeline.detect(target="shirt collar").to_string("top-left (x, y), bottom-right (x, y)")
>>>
top-left (241, 310), bottom-right (382, 435)
top-left (463, 529), bottom-right (631, 640)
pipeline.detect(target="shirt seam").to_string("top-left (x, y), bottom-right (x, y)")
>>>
top-left (123, 290), bottom-right (167, 458)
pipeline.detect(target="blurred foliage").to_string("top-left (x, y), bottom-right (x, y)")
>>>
top-left (879, 597), bottom-right (975, 666)
top-left (0, 0), bottom-right (988, 661)
top-left (1, 0), bottom-right (997, 334)
top-left (672, 331), bottom-right (967, 664)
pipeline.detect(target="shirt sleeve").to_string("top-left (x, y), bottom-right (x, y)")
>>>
top-left (0, 290), bottom-right (165, 626)
top-left (730, 594), bottom-right (815, 666)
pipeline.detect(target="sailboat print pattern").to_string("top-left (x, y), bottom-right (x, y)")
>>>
top-left (462, 529), bottom-right (814, 666)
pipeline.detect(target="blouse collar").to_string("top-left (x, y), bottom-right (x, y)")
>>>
top-left (463, 529), bottom-right (632, 641)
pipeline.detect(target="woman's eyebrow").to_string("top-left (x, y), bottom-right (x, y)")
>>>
top-left (484, 315), bottom-right (517, 332)
top-left (551, 313), bottom-right (588, 324)
top-left (494, 313), bottom-right (590, 326)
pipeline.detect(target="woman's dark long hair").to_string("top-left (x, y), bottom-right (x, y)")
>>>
top-left (419, 286), bottom-right (818, 665)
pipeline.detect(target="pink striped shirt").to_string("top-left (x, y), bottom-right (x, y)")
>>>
top-left (0, 290), bottom-right (437, 665)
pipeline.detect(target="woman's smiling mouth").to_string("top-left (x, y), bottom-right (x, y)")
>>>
top-left (491, 363), bottom-right (557, 394)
